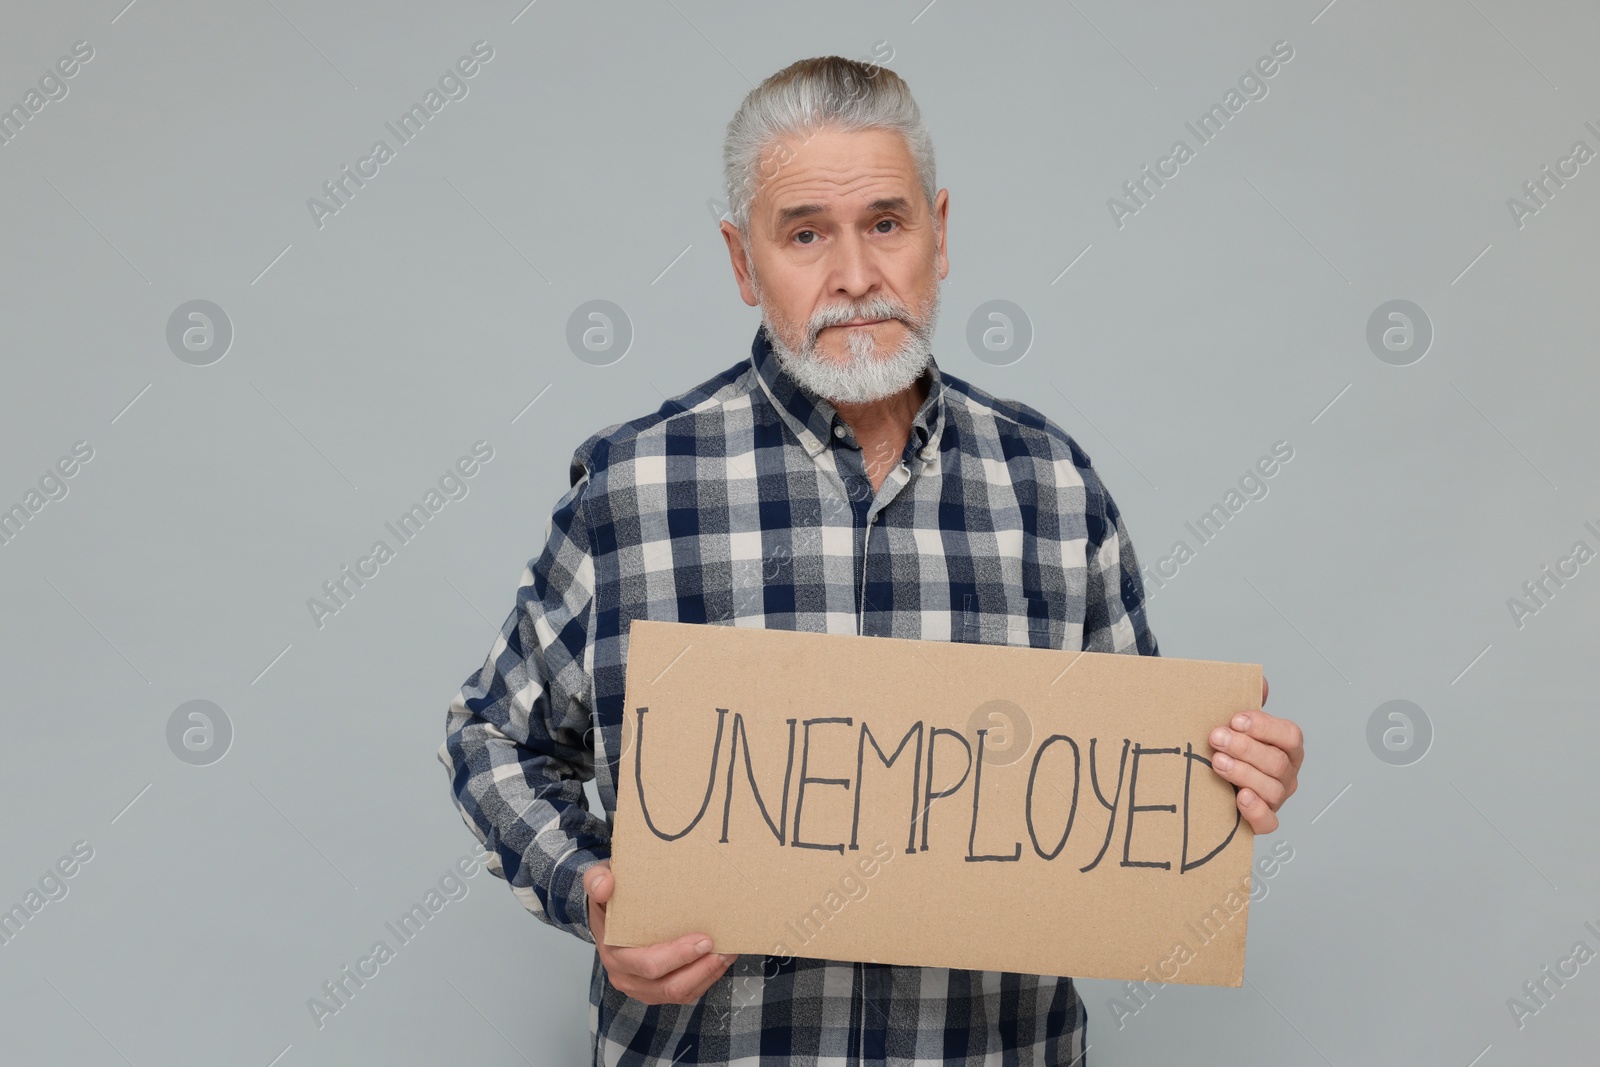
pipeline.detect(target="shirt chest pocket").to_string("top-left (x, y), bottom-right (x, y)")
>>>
top-left (954, 592), bottom-right (1063, 651)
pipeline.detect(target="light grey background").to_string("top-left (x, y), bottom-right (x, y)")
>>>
top-left (2, 1), bottom-right (1596, 1064)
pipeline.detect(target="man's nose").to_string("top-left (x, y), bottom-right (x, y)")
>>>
top-left (828, 228), bottom-right (882, 299)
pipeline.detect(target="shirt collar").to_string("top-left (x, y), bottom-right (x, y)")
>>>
top-left (748, 323), bottom-right (947, 464)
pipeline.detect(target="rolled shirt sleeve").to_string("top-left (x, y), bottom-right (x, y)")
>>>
top-left (437, 471), bottom-right (611, 944)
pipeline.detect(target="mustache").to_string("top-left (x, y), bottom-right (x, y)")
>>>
top-left (803, 299), bottom-right (915, 348)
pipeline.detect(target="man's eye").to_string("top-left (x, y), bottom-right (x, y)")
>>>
top-left (874, 218), bottom-right (898, 233)
top-left (794, 230), bottom-right (817, 245)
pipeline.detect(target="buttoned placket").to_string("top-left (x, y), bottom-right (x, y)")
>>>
top-left (819, 411), bottom-right (935, 1061)
top-left (825, 418), bottom-right (925, 638)
top-left (746, 331), bottom-right (946, 644)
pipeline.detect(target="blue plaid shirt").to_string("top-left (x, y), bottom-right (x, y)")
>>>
top-left (440, 324), bottom-right (1160, 1065)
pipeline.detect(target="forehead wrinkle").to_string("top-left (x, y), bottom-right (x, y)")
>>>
top-left (751, 125), bottom-right (924, 222)
top-left (765, 163), bottom-right (912, 202)
top-left (760, 167), bottom-right (920, 234)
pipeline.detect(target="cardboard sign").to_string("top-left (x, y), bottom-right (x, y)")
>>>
top-left (604, 620), bottom-right (1261, 987)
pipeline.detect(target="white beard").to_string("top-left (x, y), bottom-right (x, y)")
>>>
top-left (753, 271), bottom-right (941, 405)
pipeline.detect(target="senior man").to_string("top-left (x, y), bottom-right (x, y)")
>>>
top-left (440, 55), bottom-right (1304, 1066)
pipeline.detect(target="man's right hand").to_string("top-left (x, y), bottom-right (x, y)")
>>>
top-left (584, 860), bottom-right (737, 1005)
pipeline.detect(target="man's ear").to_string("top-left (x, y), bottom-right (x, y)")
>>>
top-left (721, 221), bottom-right (759, 307)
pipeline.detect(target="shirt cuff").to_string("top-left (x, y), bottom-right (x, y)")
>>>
top-left (553, 847), bottom-right (611, 945)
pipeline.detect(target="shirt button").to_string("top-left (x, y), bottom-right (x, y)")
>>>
top-left (834, 425), bottom-right (847, 439)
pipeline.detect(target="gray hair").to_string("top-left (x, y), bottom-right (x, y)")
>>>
top-left (721, 55), bottom-right (937, 241)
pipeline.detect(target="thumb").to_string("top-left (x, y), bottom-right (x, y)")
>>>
top-left (584, 861), bottom-right (613, 905)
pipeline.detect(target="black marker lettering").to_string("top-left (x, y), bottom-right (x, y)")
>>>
top-left (1079, 737), bottom-right (1130, 872)
top-left (719, 713), bottom-right (797, 845)
top-left (1181, 742), bottom-right (1243, 872)
top-left (850, 720), bottom-right (924, 854)
top-left (919, 727), bottom-right (972, 851)
top-left (966, 729), bottom-right (1021, 862)
top-left (1025, 733), bottom-right (1081, 861)
top-left (791, 717), bottom-right (853, 853)
top-left (1121, 745), bottom-right (1181, 870)
top-left (632, 706), bottom-right (727, 841)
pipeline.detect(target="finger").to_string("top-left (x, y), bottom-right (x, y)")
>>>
top-left (584, 864), bottom-right (612, 941)
top-left (1209, 724), bottom-right (1291, 781)
top-left (1209, 750), bottom-right (1287, 809)
top-left (666, 951), bottom-right (737, 1002)
top-left (1228, 709), bottom-right (1304, 771)
top-left (584, 861), bottom-right (614, 906)
top-left (1236, 786), bottom-right (1279, 834)
top-left (614, 933), bottom-right (719, 982)
top-left (1261, 674), bottom-right (1269, 707)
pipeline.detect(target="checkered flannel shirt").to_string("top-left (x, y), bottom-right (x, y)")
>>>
top-left (440, 323), bottom-right (1161, 1065)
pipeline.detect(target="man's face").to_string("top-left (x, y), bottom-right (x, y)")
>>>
top-left (721, 126), bottom-right (950, 404)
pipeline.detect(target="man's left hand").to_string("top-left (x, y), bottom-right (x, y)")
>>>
top-left (1208, 675), bottom-right (1303, 834)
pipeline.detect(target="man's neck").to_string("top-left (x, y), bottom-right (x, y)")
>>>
top-left (832, 373), bottom-right (929, 492)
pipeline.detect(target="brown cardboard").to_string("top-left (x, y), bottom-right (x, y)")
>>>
top-left (604, 620), bottom-right (1261, 987)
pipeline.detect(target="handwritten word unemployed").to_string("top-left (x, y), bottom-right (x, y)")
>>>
top-left (630, 708), bottom-right (1241, 874)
